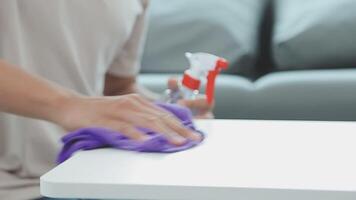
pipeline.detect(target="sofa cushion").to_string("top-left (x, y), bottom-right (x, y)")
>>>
top-left (273, 0), bottom-right (356, 70)
top-left (139, 69), bottom-right (356, 120)
top-left (141, 0), bottom-right (267, 77)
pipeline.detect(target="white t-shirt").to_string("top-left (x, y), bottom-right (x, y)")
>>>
top-left (0, 0), bottom-right (148, 199)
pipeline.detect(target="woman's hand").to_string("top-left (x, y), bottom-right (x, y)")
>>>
top-left (0, 61), bottom-right (202, 145)
top-left (167, 77), bottom-right (214, 119)
top-left (55, 94), bottom-right (202, 145)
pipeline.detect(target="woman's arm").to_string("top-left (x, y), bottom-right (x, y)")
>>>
top-left (0, 59), bottom-right (75, 122)
top-left (0, 60), bottom-right (200, 144)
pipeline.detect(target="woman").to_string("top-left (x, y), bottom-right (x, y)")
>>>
top-left (0, 1), bottom-right (212, 199)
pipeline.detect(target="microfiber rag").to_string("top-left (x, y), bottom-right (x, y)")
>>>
top-left (57, 102), bottom-right (204, 163)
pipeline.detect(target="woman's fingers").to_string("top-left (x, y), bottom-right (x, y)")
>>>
top-left (119, 111), bottom-right (189, 145)
top-left (126, 94), bottom-right (200, 140)
top-left (139, 101), bottom-right (202, 142)
top-left (106, 115), bottom-right (187, 145)
top-left (146, 119), bottom-right (187, 145)
top-left (160, 114), bottom-right (202, 141)
top-left (106, 120), bottom-right (148, 141)
top-left (110, 94), bottom-right (200, 145)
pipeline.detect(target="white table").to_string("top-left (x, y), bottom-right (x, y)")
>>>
top-left (41, 119), bottom-right (356, 200)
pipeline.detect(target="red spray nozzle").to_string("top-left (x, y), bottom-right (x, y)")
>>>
top-left (216, 58), bottom-right (229, 70)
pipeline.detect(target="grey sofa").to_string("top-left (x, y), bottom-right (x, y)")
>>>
top-left (139, 0), bottom-right (356, 120)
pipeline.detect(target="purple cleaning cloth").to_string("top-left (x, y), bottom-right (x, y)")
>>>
top-left (57, 102), bottom-right (204, 163)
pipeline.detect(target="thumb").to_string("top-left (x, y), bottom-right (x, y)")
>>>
top-left (167, 77), bottom-right (179, 91)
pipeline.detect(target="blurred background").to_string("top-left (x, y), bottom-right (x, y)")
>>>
top-left (138, 0), bottom-right (356, 120)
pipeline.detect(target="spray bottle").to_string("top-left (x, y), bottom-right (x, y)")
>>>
top-left (163, 52), bottom-right (229, 105)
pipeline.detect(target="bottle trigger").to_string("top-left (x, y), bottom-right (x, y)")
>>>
top-left (205, 58), bottom-right (229, 105)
